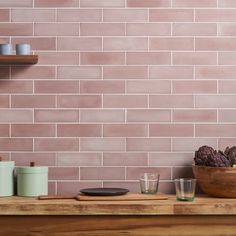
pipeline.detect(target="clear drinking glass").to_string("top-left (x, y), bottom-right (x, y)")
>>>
top-left (174, 178), bottom-right (196, 201)
top-left (139, 173), bottom-right (160, 194)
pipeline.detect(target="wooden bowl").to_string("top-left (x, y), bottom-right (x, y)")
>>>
top-left (192, 165), bottom-right (236, 198)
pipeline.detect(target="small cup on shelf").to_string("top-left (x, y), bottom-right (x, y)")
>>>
top-left (139, 173), bottom-right (160, 194)
top-left (16, 44), bottom-right (31, 55)
top-left (0, 44), bottom-right (13, 55)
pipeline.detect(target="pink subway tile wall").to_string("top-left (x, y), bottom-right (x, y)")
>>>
top-left (1, 0), bottom-right (236, 194)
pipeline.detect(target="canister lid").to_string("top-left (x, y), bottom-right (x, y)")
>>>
top-left (0, 161), bottom-right (15, 167)
top-left (16, 166), bottom-right (48, 174)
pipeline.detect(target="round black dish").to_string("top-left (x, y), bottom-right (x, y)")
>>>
top-left (80, 188), bottom-right (129, 196)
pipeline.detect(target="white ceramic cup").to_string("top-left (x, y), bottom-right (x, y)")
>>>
top-left (0, 44), bottom-right (13, 55)
top-left (16, 44), bottom-right (31, 55)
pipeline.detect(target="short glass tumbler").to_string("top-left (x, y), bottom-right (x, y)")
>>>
top-left (139, 173), bottom-right (160, 194)
top-left (174, 178), bottom-right (196, 202)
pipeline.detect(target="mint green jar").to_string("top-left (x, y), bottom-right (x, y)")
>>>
top-left (16, 165), bottom-right (48, 197)
top-left (0, 161), bottom-right (15, 196)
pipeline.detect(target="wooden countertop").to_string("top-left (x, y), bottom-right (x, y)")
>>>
top-left (0, 195), bottom-right (236, 216)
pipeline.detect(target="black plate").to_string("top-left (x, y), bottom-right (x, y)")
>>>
top-left (80, 188), bottom-right (129, 196)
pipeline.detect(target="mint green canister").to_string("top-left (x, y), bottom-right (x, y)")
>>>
top-left (0, 160), bottom-right (15, 196)
top-left (16, 163), bottom-right (48, 197)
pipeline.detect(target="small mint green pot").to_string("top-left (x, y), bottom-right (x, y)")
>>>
top-left (0, 161), bottom-right (14, 196)
top-left (16, 166), bottom-right (48, 197)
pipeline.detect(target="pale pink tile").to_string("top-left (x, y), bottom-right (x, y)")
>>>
top-left (173, 52), bottom-right (217, 65)
top-left (81, 0), bottom-right (125, 7)
top-left (173, 109), bottom-right (217, 122)
top-left (34, 80), bottom-right (79, 94)
top-left (12, 37), bottom-right (56, 51)
top-left (173, 0), bottom-right (217, 7)
top-left (0, 23), bottom-right (33, 36)
top-left (127, 109), bottom-right (171, 122)
top-left (126, 167), bottom-right (171, 180)
top-left (80, 80), bottom-right (125, 94)
top-left (127, 52), bottom-right (171, 65)
top-left (127, 0), bottom-right (171, 7)
top-left (103, 37), bottom-right (148, 51)
top-left (57, 182), bottom-right (101, 195)
top-left (172, 80), bottom-right (217, 93)
top-left (57, 9), bottom-right (102, 22)
top-left (80, 167), bottom-right (125, 180)
top-left (219, 0), bottom-right (236, 7)
top-left (173, 23), bottom-right (217, 36)
top-left (49, 167), bottom-right (79, 180)
top-left (196, 38), bottom-right (236, 51)
top-left (126, 23), bottom-right (170, 36)
top-left (0, 95), bottom-right (9, 108)
top-left (11, 124), bottom-right (55, 137)
top-left (103, 124), bottom-right (148, 137)
top-left (149, 153), bottom-right (193, 166)
top-left (11, 66), bottom-right (55, 80)
top-left (159, 182), bottom-right (175, 194)
top-left (0, 10), bottom-right (9, 22)
top-left (219, 80), bottom-right (236, 93)
top-left (173, 138), bottom-right (217, 151)
top-left (103, 66), bottom-right (148, 79)
top-left (150, 9), bottom-right (194, 22)
top-left (0, 66), bottom-right (10, 79)
top-left (11, 153), bottom-right (56, 166)
top-left (196, 124), bottom-right (236, 137)
top-left (57, 153), bottom-right (102, 166)
top-left (81, 52), bottom-right (125, 65)
top-left (81, 23), bottom-right (125, 36)
top-left (103, 95), bottom-right (148, 108)
top-left (58, 66), bottom-right (101, 79)
top-left (0, 0), bottom-right (32, 7)
top-left (196, 66), bottom-right (236, 79)
top-left (172, 167), bottom-right (194, 179)
top-left (35, 138), bottom-right (79, 152)
top-left (0, 125), bottom-right (9, 137)
top-left (48, 182), bottom-right (56, 195)
top-left (196, 9), bottom-right (236, 22)
top-left (11, 9), bottom-right (55, 22)
top-left (57, 124), bottom-right (102, 137)
top-left (219, 138), bottom-right (236, 150)
top-left (150, 95), bottom-right (194, 108)
top-left (0, 110), bottom-right (32, 123)
top-left (35, 23), bottom-right (78, 36)
top-left (0, 153), bottom-right (11, 161)
top-left (0, 138), bottom-right (33, 151)
top-left (57, 95), bottom-right (102, 108)
top-left (149, 38), bottom-right (194, 51)
top-left (150, 124), bottom-right (193, 137)
top-left (150, 66), bottom-right (193, 79)
top-left (103, 153), bottom-right (148, 166)
top-left (219, 52), bottom-right (236, 65)
top-left (80, 138), bottom-right (125, 151)
top-left (103, 9), bottom-right (148, 22)
top-left (219, 24), bottom-right (236, 36)
top-left (127, 138), bottom-right (171, 151)
top-left (34, 109), bottom-right (79, 123)
top-left (80, 109), bottom-right (125, 123)
top-left (11, 95), bottom-right (55, 108)
top-left (127, 80), bottom-right (171, 94)
top-left (0, 37), bottom-right (9, 44)
top-left (196, 95), bottom-right (236, 108)
top-left (35, 0), bottom-right (79, 7)
top-left (58, 37), bottom-right (101, 51)
top-left (219, 110), bottom-right (236, 122)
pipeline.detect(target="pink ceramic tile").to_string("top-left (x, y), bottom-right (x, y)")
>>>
top-left (126, 138), bottom-right (171, 151)
top-left (34, 109), bottom-right (79, 123)
top-left (49, 167), bottom-right (79, 180)
top-left (0, 153), bottom-right (10, 161)
top-left (0, 125), bottom-right (9, 137)
top-left (80, 23), bottom-right (125, 36)
top-left (57, 124), bottom-right (102, 137)
top-left (103, 66), bottom-right (148, 79)
top-left (219, 110), bottom-right (236, 122)
top-left (0, 10), bottom-right (9, 22)
top-left (0, 138), bottom-right (33, 151)
top-left (159, 182), bottom-right (175, 194)
top-left (219, 80), bottom-right (236, 93)
top-left (80, 167), bottom-right (125, 180)
top-left (149, 124), bottom-right (194, 137)
top-left (35, 138), bottom-right (80, 152)
top-left (48, 182), bottom-right (56, 195)
top-left (219, 0), bottom-right (236, 7)
top-left (219, 24), bottom-right (236, 36)
top-left (103, 124), bottom-right (148, 137)
top-left (81, 0), bottom-right (125, 7)
top-left (127, 109), bottom-right (171, 122)
top-left (149, 38), bottom-right (194, 51)
top-left (11, 95), bottom-right (56, 108)
top-left (80, 80), bottom-right (125, 94)
top-left (35, 0), bottom-right (79, 7)
top-left (0, 109), bottom-right (33, 123)
top-left (219, 138), bottom-right (236, 150)
top-left (219, 52), bottom-right (236, 65)
top-left (0, 0), bottom-right (32, 7)
top-left (80, 109), bottom-right (124, 123)
top-left (0, 96), bottom-right (9, 108)
top-left (173, 109), bottom-right (217, 122)
top-left (57, 153), bottom-right (102, 166)
top-left (0, 23), bottom-right (33, 36)
top-left (103, 153), bottom-right (148, 166)
top-left (126, 23), bottom-right (170, 36)
top-left (11, 124), bottom-right (55, 137)
top-left (173, 0), bottom-right (217, 7)
top-left (149, 66), bottom-right (193, 79)
top-left (81, 138), bottom-right (125, 151)
top-left (127, 0), bottom-right (171, 7)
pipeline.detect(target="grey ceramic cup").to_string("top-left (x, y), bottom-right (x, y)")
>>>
top-left (16, 44), bottom-right (31, 55)
top-left (0, 44), bottom-right (13, 55)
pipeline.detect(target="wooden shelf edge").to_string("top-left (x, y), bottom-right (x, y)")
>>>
top-left (0, 55), bottom-right (38, 65)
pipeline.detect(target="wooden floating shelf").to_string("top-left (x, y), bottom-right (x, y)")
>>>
top-left (0, 55), bottom-right (38, 65)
